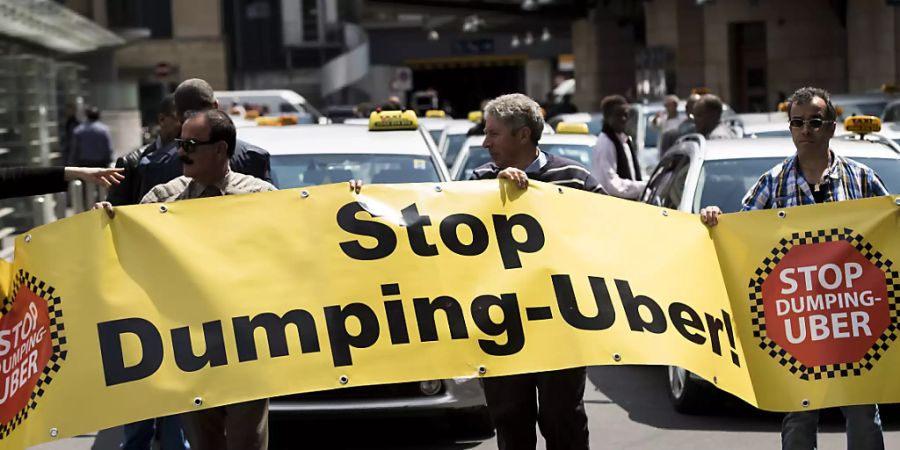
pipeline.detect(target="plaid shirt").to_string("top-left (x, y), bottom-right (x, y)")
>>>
top-left (741, 151), bottom-right (888, 211)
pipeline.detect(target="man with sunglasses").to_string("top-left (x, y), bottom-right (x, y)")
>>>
top-left (700, 86), bottom-right (887, 450)
top-left (96, 109), bottom-right (274, 449)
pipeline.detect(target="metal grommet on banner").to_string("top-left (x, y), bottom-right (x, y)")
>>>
top-left (713, 376), bottom-right (718, 385)
top-left (24, 234), bottom-right (32, 243)
top-left (434, 185), bottom-right (443, 193)
top-left (49, 428), bottom-right (58, 438)
top-left (477, 365), bottom-right (487, 375)
top-left (193, 397), bottom-right (203, 407)
top-left (339, 375), bottom-right (349, 385)
top-left (557, 187), bottom-right (564, 194)
top-left (801, 399), bottom-right (810, 408)
top-left (300, 190), bottom-right (310, 199)
top-left (159, 205), bottom-right (168, 214)
top-left (612, 353), bottom-right (622, 362)
top-left (661, 210), bottom-right (668, 217)
top-left (777, 210), bottom-right (786, 218)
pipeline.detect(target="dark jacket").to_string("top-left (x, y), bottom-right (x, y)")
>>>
top-left (105, 142), bottom-right (156, 206)
top-left (106, 139), bottom-right (273, 206)
top-left (470, 152), bottom-right (606, 194)
top-left (0, 167), bottom-right (67, 199)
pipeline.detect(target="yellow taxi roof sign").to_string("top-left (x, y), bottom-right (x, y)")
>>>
top-left (843, 115), bottom-right (881, 134)
top-left (777, 101), bottom-right (789, 112)
top-left (425, 110), bottom-right (446, 118)
top-left (369, 110), bottom-right (418, 131)
top-left (691, 87), bottom-right (711, 95)
top-left (555, 122), bottom-right (589, 134)
top-left (881, 84), bottom-right (899, 94)
top-left (835, 105), bottom-right (845, 116)
top-left (245, 110), bottom-right (260, 119)
top-left (256, 115), bottom-right (299, 127)
top-left (467, 111), bottom-right (483, 123)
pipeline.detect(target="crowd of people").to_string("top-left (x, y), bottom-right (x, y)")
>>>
top-left (0, 81), bottom-right (889, 450)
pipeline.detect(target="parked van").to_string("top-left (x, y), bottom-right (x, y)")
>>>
top-left (215, 89), bottom-right (324, 124)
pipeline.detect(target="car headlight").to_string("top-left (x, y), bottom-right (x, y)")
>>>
top-left (419, 380), bottom-right (442, 396)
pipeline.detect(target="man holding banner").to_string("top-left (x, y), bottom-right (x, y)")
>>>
top-left (473, 93), bottom-right (603, 450)
top-left (701, 86), bottom-right (887, 450)
top-left (96, 108), bottom-right (276, 449)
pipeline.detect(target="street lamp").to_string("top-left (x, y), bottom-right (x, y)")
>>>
top-left (541, 27), bottom-right (551, 42)
top-left (511, 35), bottom-right (521, 48)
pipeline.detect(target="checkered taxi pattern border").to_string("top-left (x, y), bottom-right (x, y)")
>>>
top-left (748, 228), bottom-right (900, 381)
top-left (0, 270), bottom-right (67, 439)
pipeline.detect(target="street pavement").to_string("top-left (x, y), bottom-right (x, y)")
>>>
top-left (29, 365), bottom-right (900, 450)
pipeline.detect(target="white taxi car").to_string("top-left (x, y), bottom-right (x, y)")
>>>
top-left (449, 122), bottom-right (596, 181)
top-left (640, 116), bottom-right (900, 413)
top-left (236, 111), bottom-right (489, 434)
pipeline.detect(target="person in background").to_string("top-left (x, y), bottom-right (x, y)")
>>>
top-left (591, 95), bottom-right (646, 199)
top-left (68, 106), bottom-right (113, 168)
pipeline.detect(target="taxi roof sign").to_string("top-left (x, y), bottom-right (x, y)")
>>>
top-left (555, 122), bottom-right (589, 134)
top-left (467, 111), bottom-right (483, 123)
top-left (881, 84), bottom-right (899, 94)
top-left (777, 102), bottom-right (789, 112)
top-left (425, 110), bottom-right (446, 118)
top-left (369, 110), bottom-right (419, 131)
top-left (245, 110), bottom-right (260, 119)
top-left (843, 115), bottom-right (881, 135)
top-left (256, 115), bottom-right (299, 127)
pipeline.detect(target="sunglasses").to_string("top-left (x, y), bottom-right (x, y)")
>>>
top-left (788, 118), bottom-right (834, 129)
top-left (174, 138), bottom-right (218, 154)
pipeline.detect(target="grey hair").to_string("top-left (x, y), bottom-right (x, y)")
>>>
top-left (484, 93), bottom-right (544, 145)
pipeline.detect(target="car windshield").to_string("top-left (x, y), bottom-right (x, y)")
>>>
top-left (457, 144), bottom-right (593, 181)
top-left (443, 133), bottom-right (470, 165)
top-left (429, 129), bottom-right (443, 143)
top-left (839, 102), bottom-right (888, 119)
top-left (271, 154), bottom-right (441, 188)
top-left (694, 157), bottom-right (900, 213)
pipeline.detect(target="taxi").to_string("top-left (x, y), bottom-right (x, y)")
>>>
top-left (418, 109), bottom-right (460, 146)
top-left (449, 122), bottom-right (596, 181)
top-left (238, 110), bottom-right (450, 187)
top-left (640, 116), bottom-right (900, 413)
top-left (234, 111), bottom-right (488, 433)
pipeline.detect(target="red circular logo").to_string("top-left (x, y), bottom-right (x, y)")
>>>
top-left (762, 240), bottom-right (890, 368)
top-left (0, 288), bottom-right (52, 424)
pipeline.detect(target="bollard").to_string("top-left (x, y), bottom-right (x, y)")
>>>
top-left (69, 180), bottom-right (84, 213)
top-left (85, 183), bottom-right (98, 209)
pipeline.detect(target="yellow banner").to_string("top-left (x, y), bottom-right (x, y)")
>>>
top-left (0, 180), bottom-right (896, 448)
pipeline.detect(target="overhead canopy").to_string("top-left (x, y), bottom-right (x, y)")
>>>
top-left (0, 0), bottom-right (123, 54)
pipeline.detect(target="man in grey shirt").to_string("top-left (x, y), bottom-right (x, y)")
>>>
top-left (95, 109), bottom-right (274, 449)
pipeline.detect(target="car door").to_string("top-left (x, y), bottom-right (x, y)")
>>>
top-left (641, 152), bottom-right (690, 208)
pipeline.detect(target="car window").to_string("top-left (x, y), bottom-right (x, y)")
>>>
top-left (443, 134), bottom-right (470, 165)
top-left (279, 102), bottom-right (298, 113)
top-left (694, 158), bottom-right (783, 213)
top-left (644, 154), bottom-right (689, 208)
top-left (457, 144), bottom-right (594, 181)
top-left (538, 144), bottom-right (593, 168)
top-left (271, 154), bottom-right (440, 188)
top-left (429, 129), bottom-right (443, 143)
top-left (839, 102), bottom-right (888, 120)
top-left (855, 157), bottom-right (900, 194)
top-left (882, 104), bottom-right (900, 122)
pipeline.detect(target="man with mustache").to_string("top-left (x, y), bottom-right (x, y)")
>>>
top-left (97, 108), bottom-right (274, 449)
